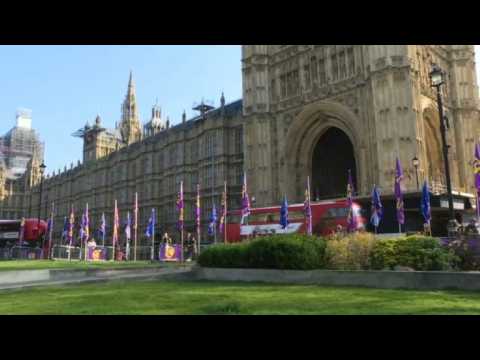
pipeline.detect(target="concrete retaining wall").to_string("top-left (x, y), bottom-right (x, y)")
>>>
top-left (0, 267), bottom-right (177, 287)
top-left (192, 267), bottom-right (480, 291)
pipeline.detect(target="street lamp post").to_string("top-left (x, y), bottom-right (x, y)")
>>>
top-left (429, 64), bottom-right (457, 235)
top-left (37, 162), bottom-right (46, 246)
top-left (412, 156), bottom-right (420, 191)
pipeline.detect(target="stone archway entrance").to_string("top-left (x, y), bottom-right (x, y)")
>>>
top-left (284, 100), bottom-right (363, 203)
top-left (311, 127), bottom-right (357, 200)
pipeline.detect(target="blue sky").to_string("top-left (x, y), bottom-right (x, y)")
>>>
top-left (0, 45), bottom-right (479, 175)
top-left (0, 45), bottom-right (242, 174)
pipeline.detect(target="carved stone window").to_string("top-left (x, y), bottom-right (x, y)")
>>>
top-left (271, 79), bottom-right (277, 101)
top-left (234, 127), bottom-right (243, 154)
top-left (339, 51), bottom-right (346, 79)
top-left (280, 74), bottom-right (287, 98)
top-left (311, 56), bottom-right (318, 81)
top-left (318, 59), bottom-right (326, 85)
top-left (303, 64), bottom-right (311, 89)
top-left (347, 47), bottom-right (355, 75)
top-left (331, 54), bottom-right (339, 81)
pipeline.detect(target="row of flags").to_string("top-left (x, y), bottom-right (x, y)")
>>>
top-left (373, 141), bottom-right (480, 231)
top-left (368, 157), bottom-right (433, 232)
top-left (35, 141), bottom-right (480, 246)
top-left (56, 174), bottom-right (242, 247)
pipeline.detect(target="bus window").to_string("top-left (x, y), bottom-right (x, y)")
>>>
top-left (228, 215), bottom-right (242, 223)
top-left (325, 207), bottom-right (349, 219)
top-left (266, 214), bottom-right (275, 223)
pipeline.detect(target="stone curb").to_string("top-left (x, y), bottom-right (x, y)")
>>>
top-left (0, 267), bottom-right (192, 290)
top-left (191, 267), bottom-right (480, 291)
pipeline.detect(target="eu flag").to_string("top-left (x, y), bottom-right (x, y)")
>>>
top-left (145, 209), bottom-right (155, 238)
top-left (346, 169), bottom-right (357, 232)
top-left (370, 185), bottom-right (383, 229)
top-left (208, 204), bottom-right (217, 236)
top-left (62, 216), bottom-right (68, 241)
top-left (394, 158), bottom-right (405, 226)
top-left (280, 195), bottom-right (289, 229)
top-left (421, 181), bottom-right (431, 225)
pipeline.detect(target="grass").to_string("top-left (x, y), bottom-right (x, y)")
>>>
top-left (1, 279), bottom-right (480, 314)
top-left (0, 260), bottom-right (169, 271)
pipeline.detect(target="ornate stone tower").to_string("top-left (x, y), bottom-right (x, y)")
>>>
top-left (119, 71), bottom-right (142, 145)
top-left (0, 162), bottom-right (6, 201)
top-left (241, 45), bottom-right (480, 207)
top-left (24, 150), bottom-right (42, 189)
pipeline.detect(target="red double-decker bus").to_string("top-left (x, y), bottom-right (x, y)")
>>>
top-left (225, 199), bottom-right (365, 243)
top-left (0, 219), bottom-right (48, 248)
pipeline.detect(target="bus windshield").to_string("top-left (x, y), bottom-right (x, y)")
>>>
top-left (229, 211), bottom-right (304, 224)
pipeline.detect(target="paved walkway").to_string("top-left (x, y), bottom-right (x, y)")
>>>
top-left (0, 266), bottom-right (194, 291)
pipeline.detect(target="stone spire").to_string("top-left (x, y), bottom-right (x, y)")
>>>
top-left (120, 71), bottom-right (142, 145)
top-left (220, 92), bottom-right (225, 107)
top-left (182, 110), bottom-right (187, 123)
top-left (220, 92), bottom-right (226, 116)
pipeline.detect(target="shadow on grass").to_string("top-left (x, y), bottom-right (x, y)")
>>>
top-left (201, 301), bottom-right (243, 315)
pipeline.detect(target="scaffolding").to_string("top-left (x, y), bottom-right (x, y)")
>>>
top-left (1, 109), bottom-right (44, 179)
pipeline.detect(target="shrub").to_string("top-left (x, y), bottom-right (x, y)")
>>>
top-left (370, 235), bottom-right (458, 271)
top-left (198, 242), bottom-right (249, 268)
top-left (198, 234), bottom-right (326, 270)
top-left (369, 239), bottom-right (398, 270)
top-left (442, 236), bottom-right (480, 271)
top-left (325, 232), bottom-right (376, 270)
top-left (245, 235), bottom-right (326, 270)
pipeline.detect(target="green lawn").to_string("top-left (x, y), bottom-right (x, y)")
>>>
top-left (0, 260), bottom-right (169, 271)
top-left (1, 279), bottom-right (480, 314)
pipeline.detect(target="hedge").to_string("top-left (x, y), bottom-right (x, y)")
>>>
top-left (370, 235), bottom-right (458, 271)
top-left (198, 234), bottom-right (460, 271)
top-left (198, 235), bottom-right (327, 270)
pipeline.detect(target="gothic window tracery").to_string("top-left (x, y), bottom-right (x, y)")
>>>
top-left (339, 51), bottom-right (346, 79)
top-left (311, 56), bottom-right (318, 81)
top-left (331, 54), bottom-right (339, 81)
top-left (303, 64), bottom-right (311, 89)
top-left (347, 47), bottom-right (355, 76)
top-left (318, 59), bottom-right (326, 85)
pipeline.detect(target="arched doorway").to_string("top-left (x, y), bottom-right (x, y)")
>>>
top-left (311, 127), bottom-right (357, 200)
top-left (284, 100), bottom-right (363, 202)
top-left (423, 109), bottom-right (445, 183)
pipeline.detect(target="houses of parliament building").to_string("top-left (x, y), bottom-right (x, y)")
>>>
top-left (1, 45), bottom-right (479, 238)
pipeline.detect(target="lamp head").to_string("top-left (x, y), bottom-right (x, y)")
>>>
top-left (430, 64), bottom-right (445, 87)
top-left (412, 156), bottom-right (420, 168)
top-left (39, 162), bottom-right (46, 175)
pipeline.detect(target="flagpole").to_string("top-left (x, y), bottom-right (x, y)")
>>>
top-left (84, 203), bottom-right (88, 262)
top-left (197, 184), bottom-right (201, 257)
top-left (126, 212), bottom-right (130, 261)
top-left (224, 181), bottom-right (227, 244)
top-left (151, 209), bottom-right (155, 262)
top-left (134, 192), bottom-right (138, 262)
top-left (68, 204), bottom-right (73, 262)
top-left (80, 212), bottom-right (83, 261)
top-left (306, 176), bottom-right (312, 236)
top-left (112, 200), bottom-right (117, 262)
top-left (48, 202), bottom-right (54, 260)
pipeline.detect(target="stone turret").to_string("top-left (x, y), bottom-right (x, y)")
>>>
top-left (119, 71), bottom-right (142, 145)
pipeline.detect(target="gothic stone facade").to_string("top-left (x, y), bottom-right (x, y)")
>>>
top-left (1, 45), bottom-right (479, 238)
top-left (242, 45), bottom-right (480, 205)
top-left (21, 101), bottom-right (244, 241)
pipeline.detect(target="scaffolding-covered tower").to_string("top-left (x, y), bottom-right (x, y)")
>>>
top-left (0, 109), bottom-right (44, 180)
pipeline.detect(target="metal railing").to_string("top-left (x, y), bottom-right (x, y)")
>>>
top-left (0, 248), bottom-right (11, 260)
top-left (10, 246), bottom-right (44, 260)
top-left (51, 245), bottom-right (82, 261)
